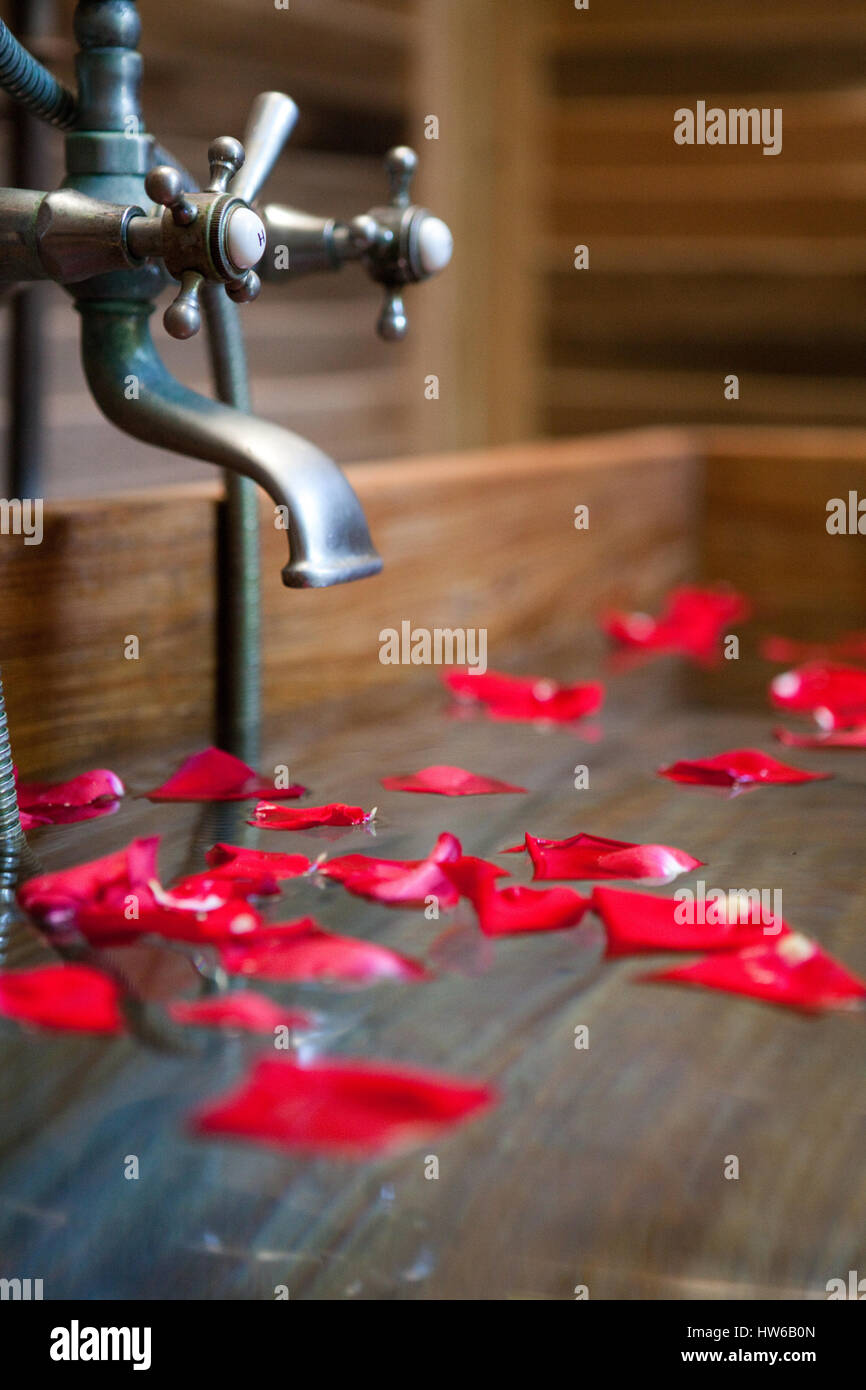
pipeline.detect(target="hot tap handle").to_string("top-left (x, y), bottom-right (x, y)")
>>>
top-left (145, 165), bottom-right (197, 226)
top-left (207, 136), bottom-right (246, 194)
top-left (142, 131), bottom-right (269, 340)
top-left (229, 91), bottom-right (299, 206)
top-left (163, 270), bottom-right (204, 340)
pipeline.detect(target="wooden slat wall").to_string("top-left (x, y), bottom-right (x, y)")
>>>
top-left (0, 0), bottom-right (447, 496)
top-left (6, 1), bottom-right (866, 482)
top-left (535, 0), bottom-right (866, 437)
top-left (698, 425), bottom-right (866, 700)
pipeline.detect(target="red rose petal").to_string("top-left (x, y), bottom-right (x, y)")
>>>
top-left (142, 746), bottom-right (306, 802)
top-left (641, 934), bottom-right (866, 1013)
top-left (319, 832), bottom-right (463, 908)
top-left (443, 668), bottom-right (603, 723)
top-left (438, 855), bottom-right (511, 896)
top-left (15, 768), bottom-right (124, 827)
top-left (769, 663), bottom-right (866, 730)
top-left (0, 964), bottom-right (125, 1034)
top-left (775, 725), bottom-right (866, 750)
top-left (167, 843), bottom-right (312, 905)
top-left (166, 871), bottom-right (277, 905)
top-left (169, 843), bottom-right (312, 898)
top-left (442, 853), bottom-right (588, 935)
top-left (76, 895), bottom-right (265, 948)
top-left (381, 765), bottom-right (526, 796)
top-left (17, 767), bottom-right (124, 811)
top-left (18, 837), bottom-right (160, 927)
top-left (471, 884), bottom-right (591, 938)
top-left (19, 801), bottom-right (122, 830)
top-left (18, 836), bottom-right (272, 946)
top-left (504, 831), bottom-right (703, 884)
top-left (602, 585), bottom-right (749, 664)
top-left (167, 993), bottom-right (313, 1034)
top-left (219, 919), bottom-right (428, 984)
top-left (207, 843), bottom-right (312, 877)
top-left (249, 802), bottom-right (373, 830)
top-left (657, 748), bottom-right (831, 788)
top-left (189, 1056), bottom-right (497, 1157)
top-left (592, 885), bottom-right (789, 957)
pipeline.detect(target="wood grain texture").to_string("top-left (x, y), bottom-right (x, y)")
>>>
top-left (1, 646), bottom-right (863, 1299)
top-left (0, 429), bottom-right (700, 776)
top-left (0, 485), bottom-right (220, 776)
top-left (536, 0), bottom-right (866, 439)
top-left (696, 424), bottom-right (866, 707)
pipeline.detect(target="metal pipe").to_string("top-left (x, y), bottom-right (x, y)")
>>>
top-left (77, 300), bottom-right (382, 589)
top-left (0, 15), bottom-right (76, 128)
top-left (155, 142), bottom-right (264, 762)
top-left (0, 187), bottom-right (49, 282)
top-left (202, 286), bottom-right (261, 764)
top-left (8, 1), bottom-right (60, 498)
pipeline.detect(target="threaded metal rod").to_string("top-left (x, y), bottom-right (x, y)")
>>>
top-left (0, 665), bottom-right (31, 891)
top-left (0, 18), bottom-right (77, 129)
top-left (0, 667), bottom-right (48, 966)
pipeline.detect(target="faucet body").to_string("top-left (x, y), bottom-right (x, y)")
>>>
top-left (0, 0), bottom-right (450, 852)
top-left (0, 3), bottom-right (383, 592)
top-left (79, 302), bottom-right (382, 589)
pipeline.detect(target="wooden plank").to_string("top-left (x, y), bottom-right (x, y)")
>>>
top-left (544, 367), bottom-right (866, 427)
top-left (552, 163), bottom-right (866, 204)
top-left (485, 0), bottom-right (542, 444)
top-left (0, 431), bottom-right (700, 775)
top-left (545, 273), bottom-right (866, 375)
top-left (0, 486), bottom-right (219, 778)
top-left (410, 0), bottom-right (498, 451)
top-left (410, 0), bottom-right (544, 449)
top-left (2, 616), bottom-right (865, 1299)
top-left (549, 167), bottom-right (866, 241)
top-left (695, 425), bottom-right (866, 705)
top-left (544, 89), bottom-right (866, 164)
top-left (542, 8), bottom-right (866, 55)
top-left (701, 424), bottom-right (866, 620)
top-left (544, 91), bottom-right (866, 167)
top-left (537, 235), bottom-right (866, 276)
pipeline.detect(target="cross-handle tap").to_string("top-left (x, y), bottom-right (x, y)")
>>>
top-left (126, 92), bottom-right (300, 340)
top-left (256, 145), bottom-right (453, 341)
top-left (0, 2), bottom-right (457, 785)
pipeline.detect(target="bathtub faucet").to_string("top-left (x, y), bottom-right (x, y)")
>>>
top-left (0, 0), bottom-right (452, 763)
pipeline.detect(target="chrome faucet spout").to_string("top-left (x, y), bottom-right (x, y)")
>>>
top-left (78, 301), bottom-right (382, 588)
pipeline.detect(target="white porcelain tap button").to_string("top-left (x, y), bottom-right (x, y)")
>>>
top-left (226, 206), bottom-right (267, 270)
top-left (417, 216), bottom-right (453, 276)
